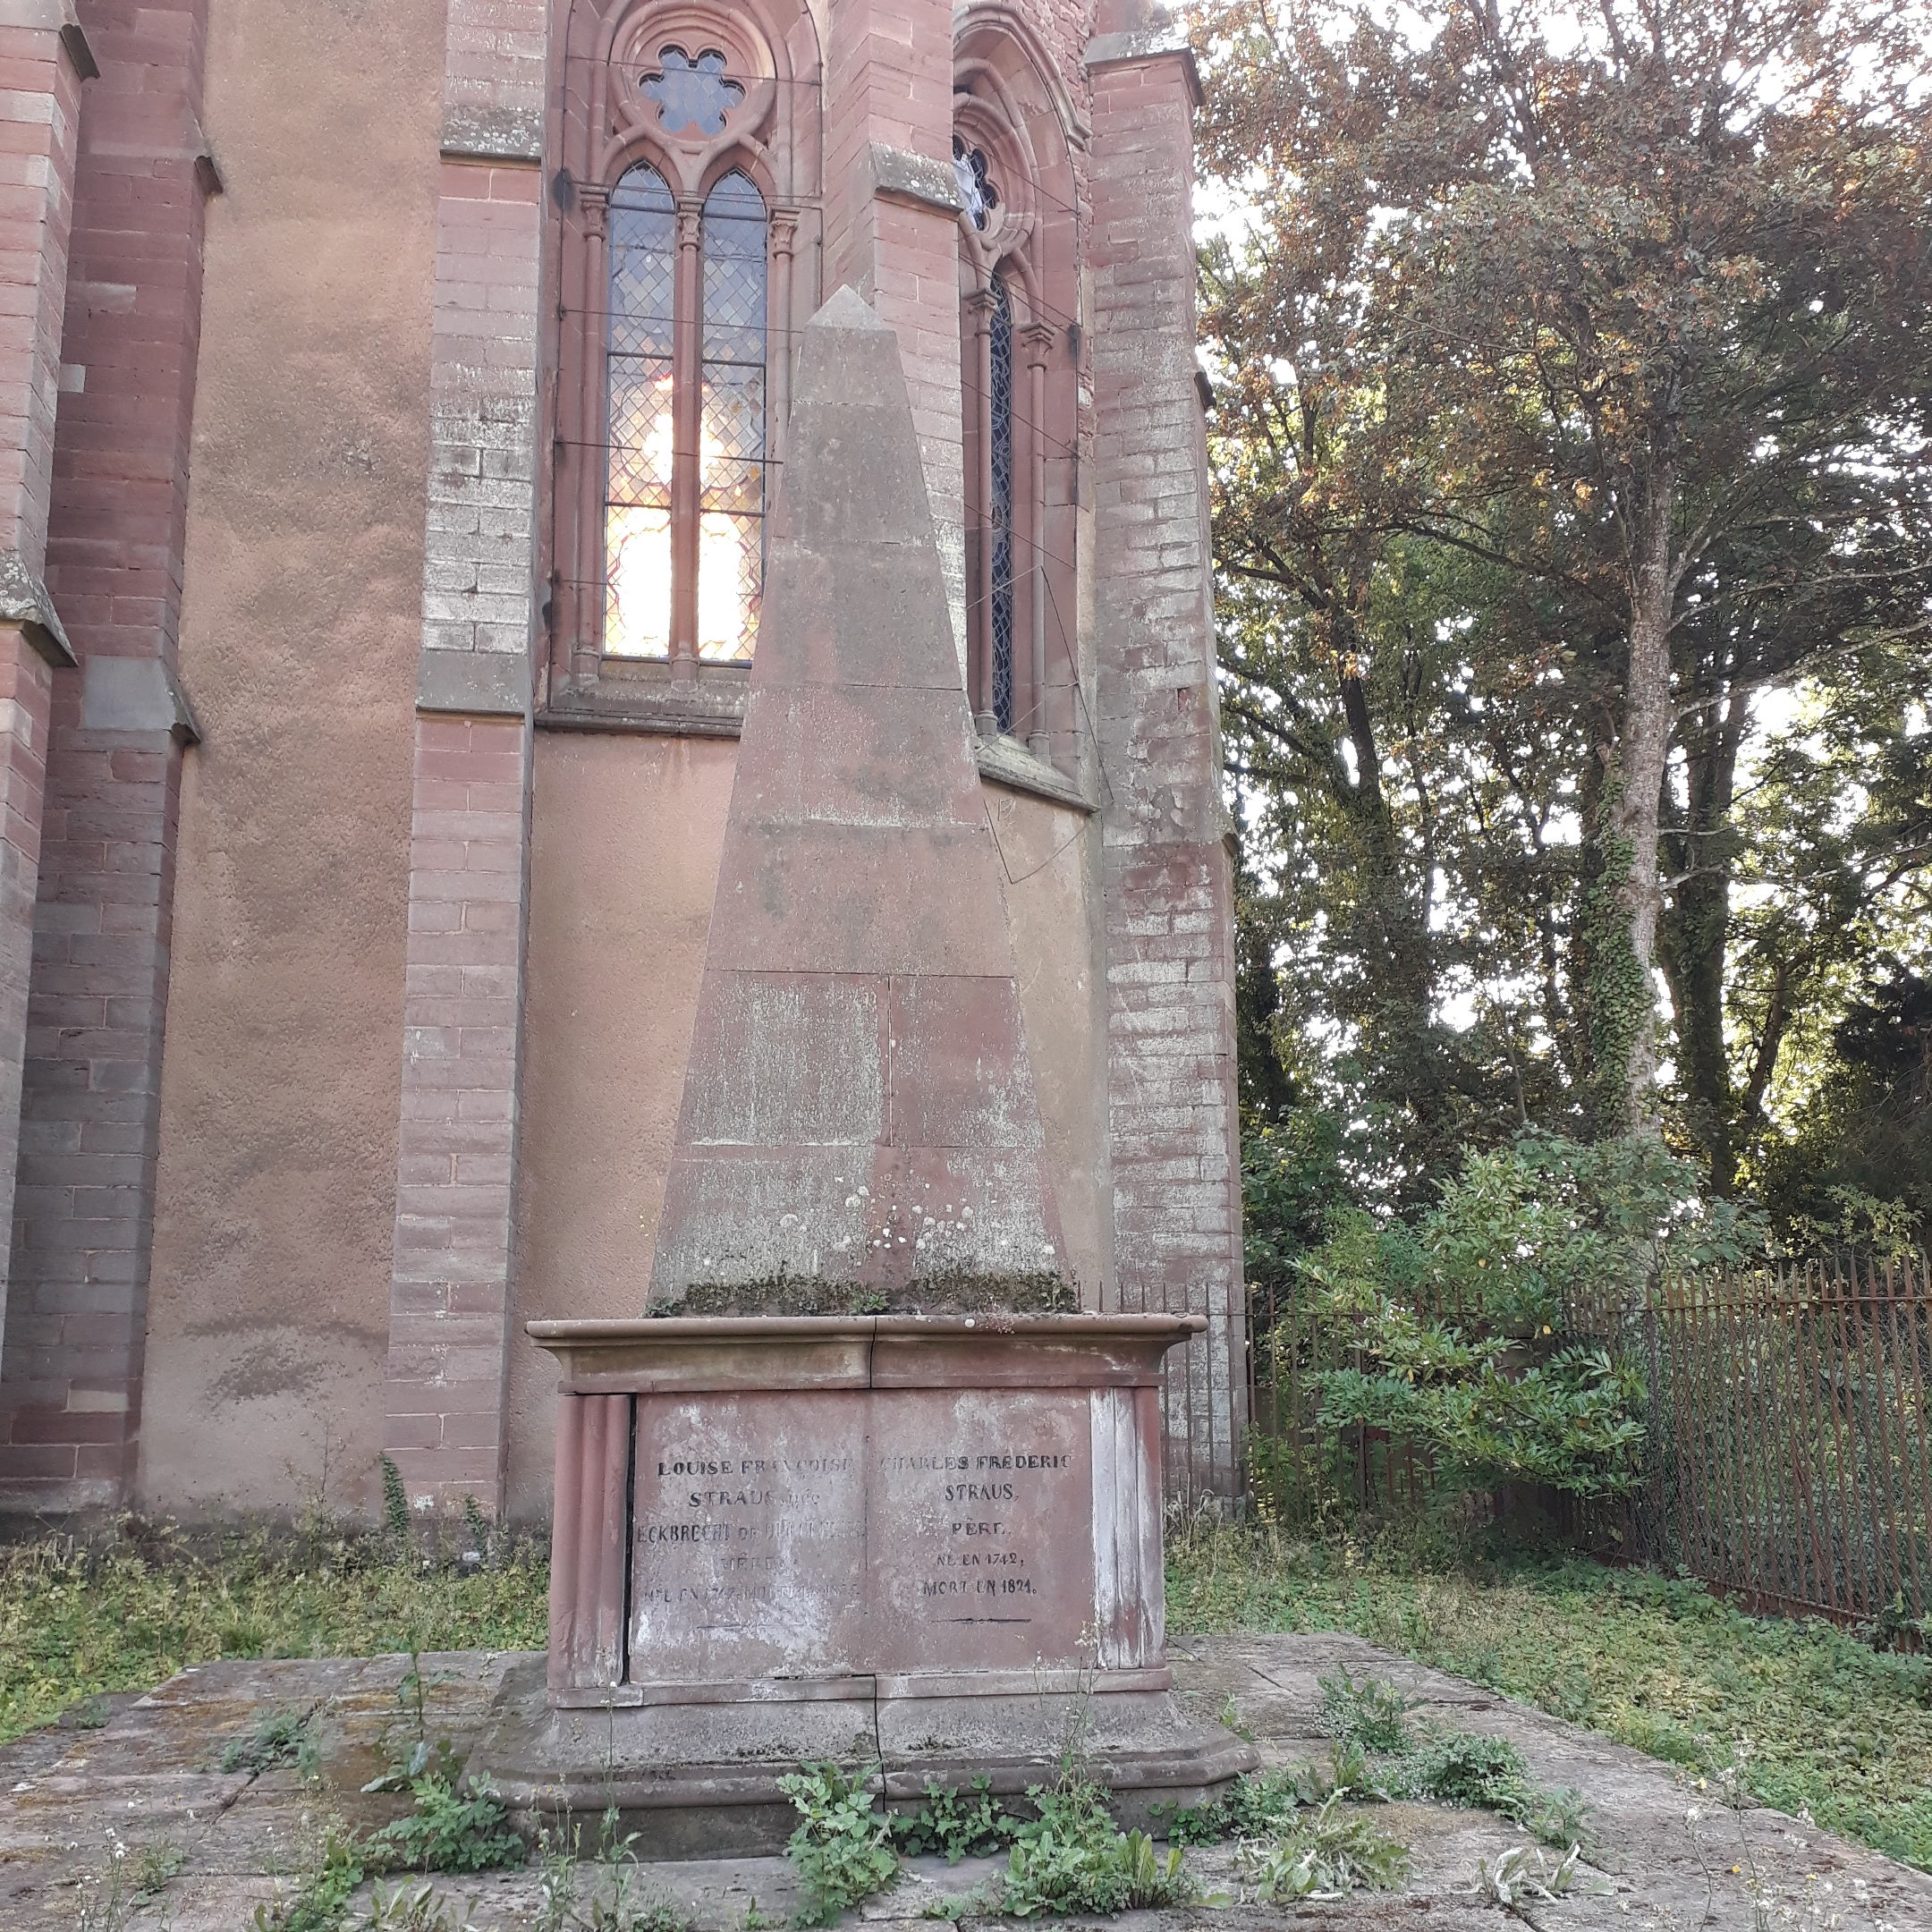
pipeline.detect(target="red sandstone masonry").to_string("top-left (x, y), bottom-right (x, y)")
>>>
top-left (1087, 41), bottom-right (1245, 1504)
top-left (0, 4), bottom-right (92, 1471)
top-left (385, 716), bottom-right (530, 1509)
top-left (0, 0), bottom-right (207, 1512)
top-left (821, 0), bottom-right (968, 662)
top-left (379, 0), bottom-right (546, 1517)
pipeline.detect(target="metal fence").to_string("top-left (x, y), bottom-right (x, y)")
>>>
top-left (1246, 1250), bottom-right (1932, 1627)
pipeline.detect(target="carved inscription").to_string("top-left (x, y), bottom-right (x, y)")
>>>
top-left (627, 1387), bottom-right (1097, 1682)
top-left (631, 1394), bottom-right (865, 1680)
top-left (868, 1390), bottom-right (1093, 1670)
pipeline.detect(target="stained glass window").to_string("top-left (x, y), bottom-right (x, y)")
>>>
top-left (601, 165), bottom-right (767, 665)
top-left (605, 164), bottom-right (675, 659)
top-left (697, 172), bottom-right (767, 663)
top-left (644, 46), bottom-right (743, 137)
top-left (988, 276), bottom-right (1015, 733)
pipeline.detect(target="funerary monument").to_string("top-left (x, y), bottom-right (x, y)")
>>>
top-left (0, 0), bottom-right (1242, 1534)
top-left (471, 291), bottom-right (1251, 1838)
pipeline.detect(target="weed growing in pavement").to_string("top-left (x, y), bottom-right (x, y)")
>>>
top-left (1318, 1665), bottom-right (1415, 1751)
top-left (777, 1763), bottom-right (900, 1927)
top-left (131, 1834), bottom-right (185, 1901)
top-left (1167, 1520), bottom-right (1932, 1869)
top-left (250, 1815), bottom-right (368, 1932)
top-left (1237, 1792), bottom-right (1411, 1901)
top-left (1467, 1843), bottom-right (1592, 1911)
top-left (533, 1808), bottom-right (695, 1932)
top-left (223, 1705), bottom-right (320, 1777)
top-left (998, 1783), bottom-right (1197, 1918)
top-left (362, 1880), bottom-right (480, 1931)
top-left (889, 1775), bottom-right (1021, 1862)
top-left (1159, 1764), bottom-right (1324, 1845)
top-left (1391, 1726), bottom-right (1589, 1848)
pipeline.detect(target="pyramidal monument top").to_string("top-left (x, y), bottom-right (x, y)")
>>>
top-left (647, 288), bottom-right (1068, 1314)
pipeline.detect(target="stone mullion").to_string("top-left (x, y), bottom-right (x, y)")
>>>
top-left (572, 185), bottom-right (610, 680)
top-left (670, 201), bottom-right (703, 676)
top-left (965, 286), bottom-right (996, 731)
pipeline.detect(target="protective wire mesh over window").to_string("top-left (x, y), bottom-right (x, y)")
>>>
top-left (989, 276), bottom-right (1015, 733)
top-left (698, 173), bottom-right (767, 662)
top-left (605, 165), bottom-right (676, 659)
top-left (602, 165), bottom-right (767, 662)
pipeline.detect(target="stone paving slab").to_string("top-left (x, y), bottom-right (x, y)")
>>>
top-left (0, 1636), bottom-right (1922, 1929)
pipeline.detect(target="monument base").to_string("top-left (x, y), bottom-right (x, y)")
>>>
top-left (474, 1657), bottom-right (1257, 1856)
top-left (501, 1314), bottom-right (1256, 1855)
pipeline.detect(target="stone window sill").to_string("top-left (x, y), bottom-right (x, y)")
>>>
top-left (537, 665), bottom-right (1094, 812)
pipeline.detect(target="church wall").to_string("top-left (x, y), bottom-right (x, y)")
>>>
top-left (985, 782), bottom-right (1111, 1306)
top-left (503, 728), bottom-right (734, 1520)
top-left (134, 0), bottom-right (444, 1516)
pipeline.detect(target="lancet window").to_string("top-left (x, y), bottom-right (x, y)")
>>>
top-left (955, 16), bottom-right (1081, 765)
top-left (602, 165), bottom-right (768, 664)
top-left (549, 0), bottom-right (817, 699)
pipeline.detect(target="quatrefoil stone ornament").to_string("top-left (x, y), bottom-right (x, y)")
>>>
top-left (644, 46), bottom-right (744, 136)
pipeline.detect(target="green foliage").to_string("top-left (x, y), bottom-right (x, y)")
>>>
top-left (363, 1881), bottom-right (480, 1932)
top-left (131, 1836), bottom-right (184, 1902)
top-left (889, 1776), bottom-right (1019, 1862)
top-left (380, 1458), bottom-right (412, 1544)
top-left (997, 1785), bottom-right (1197, 1918)
top-left (221, 1705), bottom-right (318, 1777)
top-left (535, 1809), bottom-right (695, 1932)
top-left (1168, 1522), bottom-right (1932, 1870)
top-left (1238, 1792), bottom-right (1411, 1900)
top-left (0, 1522), bottom-right (548, 1748)
top-left (1470, 1843), bottom-right (1590, 1910)
top-left (1159, 1765), bottom-right (1322, 1845)
top-left (1317, 1666), bottom-right (1412, 1752)
top-left (1275, 1130), bottom-right (1770, 1501)
top-left (1201, 0), bottom-right (1932, 1199)
top-left (1242, 1114), bottom-right (1350, 1285)
top-left (367, 1770), bottom-right (524, 1876)
top-left (251, 1819), bottom-right (368, 1932)
top-left (1580, 819), bottom-right (1648, 1137)
top-left (1391, 1730), bottom-right (1585, 1847)
top-left (776, 1763), bottom-right (899, 1927)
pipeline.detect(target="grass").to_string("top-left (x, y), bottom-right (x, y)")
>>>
top-left (0, 1518), bottom-right (548, 1747)
top-left (1169, 1518), bottom-right (1932, 1873)
top-left (6, 1513), bottom-right (1928, 1883)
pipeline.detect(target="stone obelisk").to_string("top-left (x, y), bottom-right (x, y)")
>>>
top-left (648, 288), bottom-right (1066, 1309)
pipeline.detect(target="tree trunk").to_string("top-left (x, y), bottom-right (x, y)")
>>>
top-left (1607, 471), bottom-right (1677, 1136)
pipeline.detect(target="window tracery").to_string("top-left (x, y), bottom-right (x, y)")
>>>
top-left (550, 0), bottom-right (817, 698)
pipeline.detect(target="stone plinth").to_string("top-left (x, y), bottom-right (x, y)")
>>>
top-left (475, 1315), bottom-right (1256, 1852)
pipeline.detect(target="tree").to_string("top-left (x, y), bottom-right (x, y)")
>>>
top-left (1201, 0), bottom-right (1932, 1159)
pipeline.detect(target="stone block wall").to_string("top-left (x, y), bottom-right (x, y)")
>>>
top-left (1087, 32), bottom-right (1246, 1504)
top-left (0, 0), bottom-right (207, 1511)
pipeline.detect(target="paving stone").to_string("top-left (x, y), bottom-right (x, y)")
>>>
top-left (0, 1637), bottom-right (1924, 1928)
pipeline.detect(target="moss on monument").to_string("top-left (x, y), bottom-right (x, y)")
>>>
top-left (644, 1267), bottom-right (1077, 1319)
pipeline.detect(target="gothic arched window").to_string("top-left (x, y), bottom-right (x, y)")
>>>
top-left (602, 165), bottom-right (769, 665)
top-left (987, 276), bottom-right (1016, 733)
